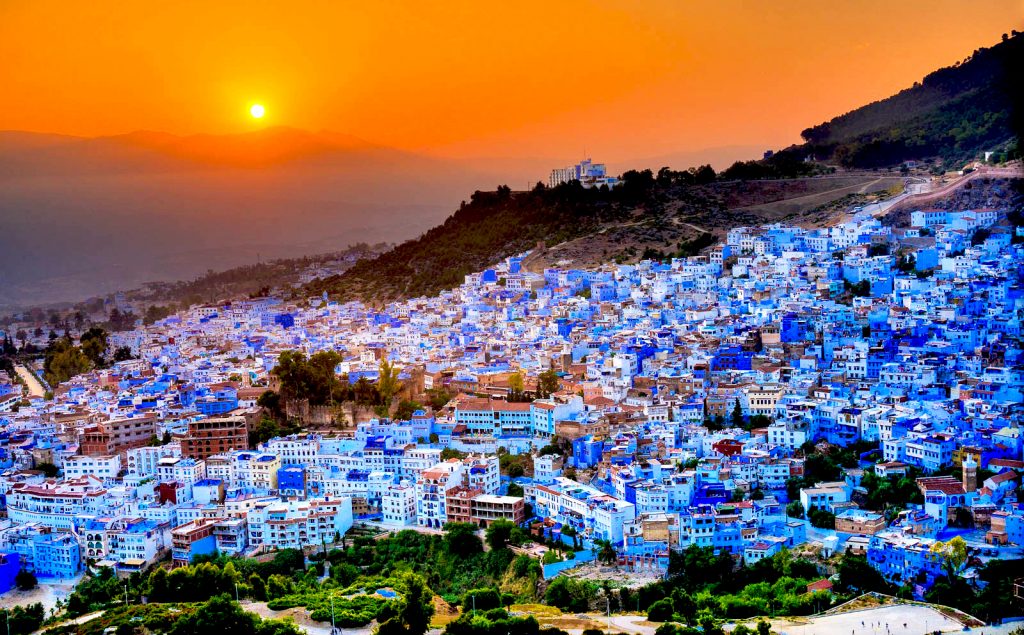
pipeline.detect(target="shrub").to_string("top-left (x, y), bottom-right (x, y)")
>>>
top-left (647, 598), bottom-right (675, 622)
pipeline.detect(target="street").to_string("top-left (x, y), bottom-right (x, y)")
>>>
top-left (15, 364), bottom-right (46, 398)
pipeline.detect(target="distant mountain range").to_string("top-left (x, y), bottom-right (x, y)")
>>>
top-left (0, 127), bottom-right (497, 310)
top-left (0, 127), bottom-right (398, 176)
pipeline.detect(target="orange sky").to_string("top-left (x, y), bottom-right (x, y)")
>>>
top-left (1, 1), bottom-right (1021, 163)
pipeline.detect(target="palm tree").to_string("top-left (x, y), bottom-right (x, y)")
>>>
top-left (595, 539), bottom-right (617, 566)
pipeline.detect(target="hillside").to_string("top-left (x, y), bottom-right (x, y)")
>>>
top-left (304, 182), bottom-right (633, 302)
top-left (797, 31), bottom-right (1022, 168)
top-left (302, 170), bottom-right (904, 303)
top-left (301, 32), bottom-right (1024, 305)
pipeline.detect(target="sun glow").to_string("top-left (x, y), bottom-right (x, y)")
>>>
top-left (249, 104), bottom-right (266, 119)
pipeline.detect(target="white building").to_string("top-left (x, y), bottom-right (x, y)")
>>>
top-left (248, 496), bottom-right (352, 549)
top-left (549, 158), bottom-right (620, 189)
top-left (62, 455), bottom-right (122, 482)
top-left (382, 484), bottom-right (417, 526)
top-left (126, 444), bottom-right (181, 477)
top-left (415, 460), bottom-right (465, 529)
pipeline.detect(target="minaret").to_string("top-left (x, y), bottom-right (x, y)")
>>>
top-left (963, 454), bottom-right (978, 493)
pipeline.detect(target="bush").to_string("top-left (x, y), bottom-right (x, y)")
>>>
top-left (15, 569), bottom-right (37, 590)
top-left (0, 604), bottom-right (44, 635)
top-left (647, 598), bottom-right (675, 622)
top-left (807, 507), bottom-right (835, 529)
top-left (544, 576), bottom-right (596, 612)
top-left (462, 588), bottom-right (501, 612)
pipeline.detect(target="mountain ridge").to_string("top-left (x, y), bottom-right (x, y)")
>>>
top-left (301, 32), bottom-right (1023, 304)
top-left (0, 126), bottom-right (413, 175)
top-left (793, 31), bottom-right (1022, 168)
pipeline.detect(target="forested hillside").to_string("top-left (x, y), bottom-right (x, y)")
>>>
top-left (303, 180), bottom-right (643, 302)
top-left (798, 31), bottom-right (1022, 167)
top-left (301, 168), bottom-right (905, 303)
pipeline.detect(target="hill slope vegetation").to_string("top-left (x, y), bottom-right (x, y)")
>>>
top-left (797, 31), bottom-right (1023, 168)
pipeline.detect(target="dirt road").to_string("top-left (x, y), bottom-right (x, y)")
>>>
top-left (15, 364), bottom-right (45, 398)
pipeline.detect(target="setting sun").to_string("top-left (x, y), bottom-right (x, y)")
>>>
top-left (250, 104), bottom-right (265, 119)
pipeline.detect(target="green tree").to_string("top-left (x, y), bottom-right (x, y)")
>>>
top-left (44, 337), bottom-right (93, 384)
top-left (443, 522), bottom-right (483, 558)
top-left (273, 350), bottom-right (343, 406)
top-left (930, 536), bottom-right (968, 581)
top-left (461, 588), bottom-right (501, 612)
top-left (836, 553), bottom-right (891, 594)
top-left (147, 566), bottom-right (169, 601)
top-left (508, 371), bottom-right (526, 401)
top-left (537, 370), bottom-right (560, 398)
top-left (485, 520), bottom-right (516, 552)
top-left (79, 327), bottom-right (109, 367)
top-left (647, 598), bottom-right (675, 622)
top-left (666, 545), bottom-right (734, 591)
top-left (15, 569), bottom-right (37, 591)
top-left (34, 462), bottom-right (59, 477)
top-left (671, 589), bottom-right (696, 625)
top-left (731, 399), bottom-right (743, 427)
top-left (440, 448), bottom-right (467, 461)
top-left (266, 575), bottom-right (291, 600)
top-left (377, 359), bottom-right (401, 407)
top-left (248, 573), bottom-right (267, 601)
top-left (381, 573), bottom-right (434, 635)
top-left (544, 576), bottom-right (595, 612)
top-left (538, 444), bottom-right (563, 457)
top-left (807, 507), bottom-right (835, 529)
top-left (0, 603), bottom-right (44, 635)
top-left (112, 346), bottom-right (134, 362)
top-left (250, 417), bottom-right (282, 446)
top-left (169, 594), bottom-right (301, 635)
top-left (394, 399), bottom-right (423, 421)
top-left (143, 305), bottom-right (173, 326)
top-left (595, 539), bottom-right (617, 565)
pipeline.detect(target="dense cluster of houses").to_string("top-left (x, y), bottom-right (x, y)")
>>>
top-left (0, 205), bottom-right (1021, 597)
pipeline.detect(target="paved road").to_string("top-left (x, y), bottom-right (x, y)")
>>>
top-left (30, 611), bottom-right (104, 635)
top-left (866, 164), bottom-right (1024, 219)
top-left (15, 364), bottom-right (45, 398)
top-left (603, 614), bottom-right (657, 635)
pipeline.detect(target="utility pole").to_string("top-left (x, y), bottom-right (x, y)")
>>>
top-left (124, 584), bottom-right (129, 606)
top-left (235, 582), bottom-right (240, 603)
top-left (606, 595), bottom-right (611, 633)
top-left (330, 595), bottom-right (337, 635)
